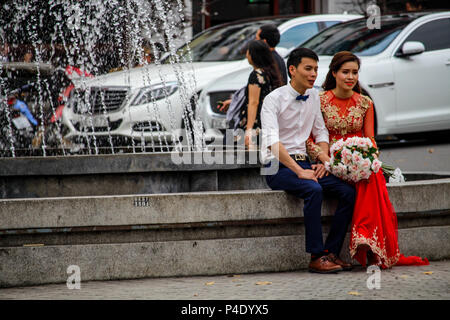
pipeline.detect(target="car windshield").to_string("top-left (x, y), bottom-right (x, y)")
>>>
top-left (301, 15), bottom-right (418, 56)
top-left (168, 18), bottom-right (289, 62)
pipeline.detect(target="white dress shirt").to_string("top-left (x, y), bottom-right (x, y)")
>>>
top-left (260, 82), bottom-right (329, 162)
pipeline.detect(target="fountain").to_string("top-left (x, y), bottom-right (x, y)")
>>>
top-left (0, 1), bottom-right (449, 288)
top-left (0, 0), bottom-right (199, 157)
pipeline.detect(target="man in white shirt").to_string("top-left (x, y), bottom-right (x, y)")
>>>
top-left (261, 48), bottom-right (355, 274)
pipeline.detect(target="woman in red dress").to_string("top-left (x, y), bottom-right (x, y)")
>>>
top-left (307, 51), bottom-right (428, 269)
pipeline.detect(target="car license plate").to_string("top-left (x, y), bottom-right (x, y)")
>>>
top-left (212, 118), bottom-right (227, 129)
top-left (80, 116), bottom-right (108, 127)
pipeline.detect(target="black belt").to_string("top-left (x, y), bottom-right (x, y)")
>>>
top-left (290, 153), bottom-right (310, 162)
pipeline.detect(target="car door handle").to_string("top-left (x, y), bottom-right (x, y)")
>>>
top-left (368, 82), bottom-right (394, 88)
top-left (446, 59), bottom-right (450, 66)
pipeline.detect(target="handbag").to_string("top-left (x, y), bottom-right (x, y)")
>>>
top-left (226, 85), bottom-right (246, 131)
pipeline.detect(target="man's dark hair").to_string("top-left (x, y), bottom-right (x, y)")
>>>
top-left (286, 48), bottom-right (319, 79)
top-left (258, 24), bottom-right (280, 48)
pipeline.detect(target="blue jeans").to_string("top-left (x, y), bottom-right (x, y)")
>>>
top-left (266, 160), bottom-right (356, 255)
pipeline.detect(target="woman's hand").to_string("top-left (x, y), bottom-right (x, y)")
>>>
top-left (317, 152), bottom-right (331, 165)
top-left (218, 99), bottom-right (231, 112)
top-left (245, 129), bottom-right (257, 150)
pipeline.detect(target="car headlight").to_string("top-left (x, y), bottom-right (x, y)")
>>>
top-left (130, 81), bottom-right (178, 106)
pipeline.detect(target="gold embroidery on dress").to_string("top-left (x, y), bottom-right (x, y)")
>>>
top-left (306, 139), bottom-right (322, 161)
top-left (308, 92), bottom-right (375, 158)
top-left (349, 225), bottom-right (400, 268)
top-left (319, 92), bottom-right (373, 138)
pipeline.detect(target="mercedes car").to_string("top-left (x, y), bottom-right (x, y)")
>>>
top-left (61, 14), bottom-right (361, 149)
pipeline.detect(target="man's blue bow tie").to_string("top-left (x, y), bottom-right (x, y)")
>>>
top-left (296, 94), bottom-right (309, 101)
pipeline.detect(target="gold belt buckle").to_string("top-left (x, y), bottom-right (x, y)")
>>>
top-left (295, 154), bottom-right (306, 161)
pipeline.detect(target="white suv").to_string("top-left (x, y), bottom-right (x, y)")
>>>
top-left (308, 11), bottom-right (450, 136)
top-left (199, 11), bottom-right (450, 145)
top-left (61, 14), bottom-right (360, 149)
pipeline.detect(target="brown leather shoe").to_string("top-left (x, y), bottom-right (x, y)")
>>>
top-left (308, 256), bottom-right (343, 274)
top-left (327, 253), bottom-right (353, 271)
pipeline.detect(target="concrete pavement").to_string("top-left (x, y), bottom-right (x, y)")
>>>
top-left (379, 142), bottom-right (450, 173)
top-left (1, 260), bottom-right (448, 300)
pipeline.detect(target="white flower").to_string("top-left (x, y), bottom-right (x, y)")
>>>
top-left (348, 171), bottom-right (359, 183)
top-left (357, 138), bottom-right (371, 151)
top-left (371, 159), bottom-right (382, 173)
top-left (332, 163), bottom-right (347, 178)
top-left (344, 137), bottom-right (353, 148)
top-left (324, 161), bottom-right (331, 172)
top-left (341, 148), bottom-right (352, 164)
top-left (360, 158), bottom-right (372, 171)
top-left (359, 169), bottom-right (371, 180)
top-left (351, 150), bottom-right (363, 164)
top-left (331, 139), bottom-right (344, 154)
top-left (349, 163), bottom-right (359, 173)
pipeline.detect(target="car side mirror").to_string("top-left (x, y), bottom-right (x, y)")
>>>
top-left (396, 41), bottom-right (425, 57)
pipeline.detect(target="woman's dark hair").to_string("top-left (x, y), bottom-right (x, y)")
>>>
top-left (322, 51), bottom-right (361, 93)
top-left (247, 40), bottom-right (282, 89)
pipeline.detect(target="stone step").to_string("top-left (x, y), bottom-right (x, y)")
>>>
top-left (1, 226), bottom-right (448, 288)
top-left (0, 179), bottom-right (449, 288)
top-left (1, 179), bottom-right (449, 231)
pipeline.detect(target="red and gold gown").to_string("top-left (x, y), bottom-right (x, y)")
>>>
top-left (307, 90), bottom-right (429, 268)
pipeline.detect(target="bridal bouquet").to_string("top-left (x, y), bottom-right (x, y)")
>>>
top-left (325, 137), bottom-right (388, 183)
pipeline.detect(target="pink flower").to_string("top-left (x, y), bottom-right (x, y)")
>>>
top-left (331, 139), bottom-right (344, 154)
top-left (332, 163), bottom-right (347, 178)
top-left (349, 164), bottom-right (359, 174)
top-left (371, 159), bottom-right (382, 173)
top-left (332, 137), bottom-right (381, 181)
top-left (348, 171), bottom-right (360, 183)
top-left (360, 158), bottom-right (372, 171)
top-left (324, 161), bottom-right (331, 172)
top-left (351, 151), bottom-right (362, 164)
top-left (341, 148), bottom-right (352, 164)
top-left (359, 169), bottom-right (371, 180)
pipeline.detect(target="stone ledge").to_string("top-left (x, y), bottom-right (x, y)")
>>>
top-left (0, 151), bottom-right (261, 176)
top-left (1, 226), bottom-right (448, 288)
top-left (2, 151), bottom-right (449, 200)
top-left (1, 179), bottom-right (449, 230)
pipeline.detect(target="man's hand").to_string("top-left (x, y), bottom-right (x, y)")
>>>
top-left (311, 163), bottom-right (328, 179)
top-left (297, 169), bottom-right (318, 182)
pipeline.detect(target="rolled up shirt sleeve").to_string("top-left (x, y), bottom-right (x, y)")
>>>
top-left (261, 94), bottom-right (280, 148)
top-left (311, 100), bottom-right (328, 144)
